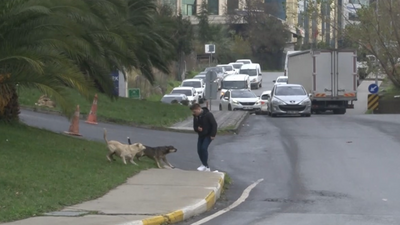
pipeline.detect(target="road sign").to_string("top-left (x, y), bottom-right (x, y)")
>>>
top-left (205, 44), bottom-right (216, 54)
top-left (128, 88), bottom-right (141, 99)
top-left (205, 82), bottom-right (218, 100)
top-left (368, 83), bottom-right (379, 94)
top-left (205, 70), bottom-right (217, 83)
top-left (367, 94), bottom-right (379, 110)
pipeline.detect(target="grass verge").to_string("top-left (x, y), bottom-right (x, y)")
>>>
top-left (0, 123), bottom-right (156, 223)
top-left (18, 87), bottom-right (191, 127)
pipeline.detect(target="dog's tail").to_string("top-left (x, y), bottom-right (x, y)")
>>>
top-left (103, 128), bottom-right (108, 143)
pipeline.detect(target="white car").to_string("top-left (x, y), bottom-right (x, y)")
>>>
top-left (239, 63), bottom-right (263, 89)
top-left (219, 89), bottom-right (259, 111)
top-left (170, 87), bottom-right (199, 105)
top-left (273, 76), bottom-right (288, 85)
top-left (254, 90), bottom-right (271, 114)
top-left (217, 64), bottom-right (236, 76)
top-left (229, 62), bottom-right (244, 74)
top-left (236, 59), bottom-right (252, 65)
top-left (180, 79), bottom-right (205, 103)
top-left (161, 94), bottom-right (188, 105)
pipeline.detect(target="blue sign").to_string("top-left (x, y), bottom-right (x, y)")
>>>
top-left (368, 83), bottom-right (379, 94)
top-left (111, 71), bottom-right (119, 96)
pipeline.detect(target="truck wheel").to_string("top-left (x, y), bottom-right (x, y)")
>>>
top-left (228, 104), bottom-right (232, 111)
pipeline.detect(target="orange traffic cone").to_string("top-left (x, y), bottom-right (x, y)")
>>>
top-left (85, 94), bottom-right (98, 125)
top-left (64, 105), bottom-right (82, 136)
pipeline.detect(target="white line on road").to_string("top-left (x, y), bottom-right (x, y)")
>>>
top-left (191, 178), bottom-right (264, 225)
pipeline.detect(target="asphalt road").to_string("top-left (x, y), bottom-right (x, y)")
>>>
top-left (178, 114), bottom-right (400, 224)
top-left (207, 72), bottom-right (281, 110)
top-left (20, 74), bottom-right (400, 225)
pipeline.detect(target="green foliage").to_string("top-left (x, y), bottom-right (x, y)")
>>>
top-left (0, 123), bottom-right (156, 222)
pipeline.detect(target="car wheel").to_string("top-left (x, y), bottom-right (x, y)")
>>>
top-left (260, 82), bottom-right (262, 88)
top-left (228, 104), bottom-right (232, 111)
top-left (219, 104), bottom-right (222, 111)
top-left (271, 113), bottom-right (277, 117)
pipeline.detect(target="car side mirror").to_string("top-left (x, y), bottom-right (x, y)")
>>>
top-left (308, 93), bottom-right (312, 98)
top-left (273, 80), bottom-right (276, 83)
top-left (224, 96), bottom-right (229, 100)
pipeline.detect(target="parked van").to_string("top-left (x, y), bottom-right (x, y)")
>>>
top-left (220, 74), bottom-right (250, 98)
top-left (239, 63), bottom-right (262, 89)
top-left (284, 51), bottom-right (301, 76)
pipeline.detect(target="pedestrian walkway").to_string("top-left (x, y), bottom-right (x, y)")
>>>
top-left (170, 111), bottom-right (248, 133)
top-left (1, 169), bottom-right (225, 225)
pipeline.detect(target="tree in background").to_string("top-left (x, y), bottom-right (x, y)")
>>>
top-left (303, 0), bottom-right (400, 87)
top-left (0, 0), bottom-right (188, 122)
top-left (227, 0), bottom-right (290, 70)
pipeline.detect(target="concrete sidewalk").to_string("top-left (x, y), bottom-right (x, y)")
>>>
top-left (1, 169), bottom-right (225, 225)
top-left (170, 111), bottom-right (248, 133)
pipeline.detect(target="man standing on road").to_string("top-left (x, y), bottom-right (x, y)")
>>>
top-left (190, 103), bottom-right (217, 172)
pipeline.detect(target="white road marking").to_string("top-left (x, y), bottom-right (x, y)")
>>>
top-left (191, 178), bottom-right (264, 225)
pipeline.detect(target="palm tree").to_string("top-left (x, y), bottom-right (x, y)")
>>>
top-left (0, 0), bottom-right (182, 122)
top-left (0, 0), bottom-right (92, 122)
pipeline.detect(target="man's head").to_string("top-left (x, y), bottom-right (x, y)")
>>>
top-left (190, 103), bottom-right (202, 116)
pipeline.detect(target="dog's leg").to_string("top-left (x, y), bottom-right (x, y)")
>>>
top-left (154, 157), bottom-right (163, 169)
top-left (109, 152), bottom-right (116, 161)
top-left (130, 158), bottom-right (138, 166)
top-left (122, 156), bottom-right (127, 165)
top-left (162, 156), bottom-right (175, 169)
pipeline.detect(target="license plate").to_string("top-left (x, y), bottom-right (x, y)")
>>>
top-left (243, 107), bottom-right (252, 110)
top-left (287, 111), bottom-right (298, 114)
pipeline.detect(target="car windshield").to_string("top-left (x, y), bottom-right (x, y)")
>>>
top-left (277, 77), bottom-right (288, 83)
top-left (275, 86), bottom-right (306, 96)
top-left (171, 90), bottom-right (191, 96)
top-left (239, 69), bottom-right (257, 76)
top-left (161, 96), bottom-right (184, 103)
top-left (222, 81), bottom-right (247, 89)
top-left (194, 75), bottom-right (205, 81)
top-left (182, 81), bottom-right (201, 88)
top-left (231, 64), bottom-right (243, 69)
top-left (261, 94), bottom-right (270, 100)
top-left (231, 91), bottom-right (256, 98)
top-left (223, 66), bottom-right (233, 71)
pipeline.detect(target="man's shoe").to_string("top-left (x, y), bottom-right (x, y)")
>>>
top-left (204, 167), bottom-right (211, 172)
top-left (197, 165), bottom-right (206, 171)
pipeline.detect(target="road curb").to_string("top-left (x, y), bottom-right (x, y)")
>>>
top-left (129, 172), bottom-right (225, 225)
top-left (231, 111), bottom-right (249, 134)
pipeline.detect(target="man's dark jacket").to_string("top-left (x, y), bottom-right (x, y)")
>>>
top-left (193, 107), bottom-right (218, 137)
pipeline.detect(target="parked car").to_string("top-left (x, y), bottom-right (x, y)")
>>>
top-left (161, 94), bottom-right (188, 105)
top-left (180, 79), bottom-right (205, 103)
top-left (236, 59), bottom-right (252, 64)
top-left (219, 89), bottom-right (259, 111)
top-left (254, 90), bottom-right (271, 114)
top-left (217, 64), bottom-right (236, 76)
top-left (193, 74), bottom-right (206, 82)
top-left (220, 74), bottom-right (250, 98)
top-left (170, 87), bottom-right (199, 104)
top-left (229, 62), bottom-right (244, 74)
top-left (273, 76), bottom-right (288, 85)
top-left (239, 63), bottom-right (263, 89)
top-left (267, 84), bottom-right (311, 117)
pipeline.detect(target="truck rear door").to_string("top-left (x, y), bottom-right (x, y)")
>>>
top-left (313, 51), bottom-right (333, 98)
top-left (336, 50), bottom-right (357, 99)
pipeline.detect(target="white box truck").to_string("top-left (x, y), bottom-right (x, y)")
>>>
top-left (287, 49), bottom-right (358, 114)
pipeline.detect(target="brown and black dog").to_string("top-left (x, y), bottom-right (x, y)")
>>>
top-left (128, 137), bottom-right (177, 169)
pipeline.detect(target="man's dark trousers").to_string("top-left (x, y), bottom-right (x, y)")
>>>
top-left (197, 136), bottom-right (212, 167)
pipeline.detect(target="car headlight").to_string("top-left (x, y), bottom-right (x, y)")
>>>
top-left (255, 100), bottom-right (261, 105)
top-left (300, 99), bottom-right (311, 105)
top-left (251, 78), bottom-right (256, 82)
top-left (232, 100), bottom-right (239, 104)
top-left (271, 98), bottom-right (285, 105)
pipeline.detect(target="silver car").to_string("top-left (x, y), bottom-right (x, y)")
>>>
top-left (268, 84), bottom-right (311, 117)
